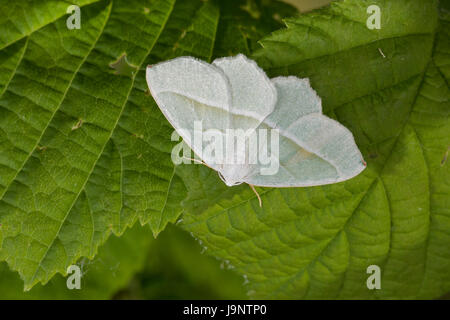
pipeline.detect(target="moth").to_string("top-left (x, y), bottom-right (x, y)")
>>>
top-left (146, 54), bottom-right (366, 206)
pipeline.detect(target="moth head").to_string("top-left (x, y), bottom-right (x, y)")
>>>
top-left (218, 172), bottom-right (244, 187)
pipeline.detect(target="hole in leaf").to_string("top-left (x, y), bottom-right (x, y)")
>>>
top-left (109, 53), bottom-right (137, 77)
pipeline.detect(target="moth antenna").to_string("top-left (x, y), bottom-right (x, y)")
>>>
top-left (249, 184), bottom-right (262, 207)
top-left (182, 156), bottom-right (212, 169)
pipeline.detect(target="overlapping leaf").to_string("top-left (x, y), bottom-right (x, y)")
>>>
top-left (179, 0), bottom-right (450, 299)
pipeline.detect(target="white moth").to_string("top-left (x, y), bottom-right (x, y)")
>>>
top-left (146, 54), bottom-right (366, 206)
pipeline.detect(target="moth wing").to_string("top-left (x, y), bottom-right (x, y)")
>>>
top-left (212, 54), bottom-right (277, 133)
top-left (265, 76), bottom-right (322, 126)
top-left (146, 57), bottom-right (231, 168)
top-left (244, 76), bottom-right (366, 187)
top-left (212, 55), bottom-right (277, 179)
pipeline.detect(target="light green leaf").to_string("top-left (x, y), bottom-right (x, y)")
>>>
top-left (180, 0), bottom-right (450, 299)
top-left (0, 0), bottom-right (294, 290)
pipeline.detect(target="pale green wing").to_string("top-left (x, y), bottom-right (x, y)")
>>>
top-left (212, 54), bottom-right (277, 131)
top-left (212, 54), bottom-right (277, 183)
top-left (146, 56), bottom-right (232, 168)
top-left (245, 76), bottom-right (366, 187)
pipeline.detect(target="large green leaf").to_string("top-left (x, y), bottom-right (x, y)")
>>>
top-left (0, 0), bottom-right (294, 290)
top-left (0, 0), bottom-right (181, 290)
top-left (179, 0), bottom-right (450, 299)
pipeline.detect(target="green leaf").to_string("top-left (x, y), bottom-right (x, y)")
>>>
top-left (0, 223), bottom-right (152, 299)
top-left (0, 0), bottom-right (295, 290)
top-left (0, 0), bottom-right (100, 50)
top-left (180, 0), bottom-right (450, 299)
